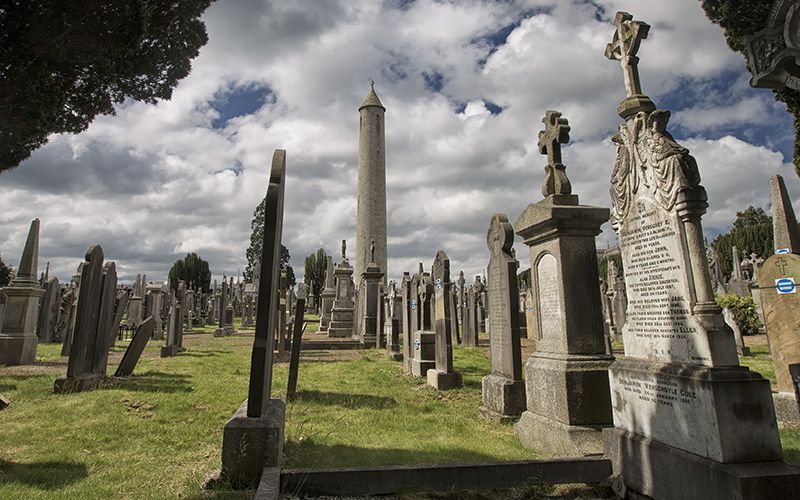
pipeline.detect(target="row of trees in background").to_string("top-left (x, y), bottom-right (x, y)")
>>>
top-left (711, 206), bottom-right (774, 279)
top-left (304, 248), bottom-right (328, 298)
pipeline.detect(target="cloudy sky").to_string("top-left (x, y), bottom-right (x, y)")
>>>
top-left (1, 0), bottom-right (797, 286)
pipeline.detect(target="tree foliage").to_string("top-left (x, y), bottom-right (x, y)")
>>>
top-left (0, 254), bottom-right (13, 287)
top-left (304, 248), bottom-right (328, 298)
top-left (244, 194), bottom-right (295, 287)
top-left (701, 0), bottom-right (800, 175)
top-left (711, 205), bottom-right (774, 279)
top-left (0, 0), bottom-right (213, 172)
top-left (168, 252), bottom-right (211, 292)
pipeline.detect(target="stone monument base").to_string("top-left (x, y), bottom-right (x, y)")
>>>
top-left (389, 352), bottom-right (403, 362)
top-left (356, 334), bottom-right (376, 346)
top-left (213, 328), bottom-right (226, 338)
top-left (411, 359), bottom-right (435, 377)
top-left (480, 374), bottom-right (525, 422)
top-left (224, 326), bottom-right (234, 336)
top-left (53, 373), bottom-right (111, 394)
top-left (160, 345), bottom-right (180, 357)
top-left (604, 427), bottom-right (800, 500)
top-left (427, 369), bottom-right (462, 390)
top-left (328, 319), bottom-right (354, 338)
top-left (774, 392), bottom-right (800, 424)
top-left (0, 334), bottom-right (38, 366)
top-left (221, 398), bottom-right (285, 488)
top-left (515, 410), bottom-right (606, 456)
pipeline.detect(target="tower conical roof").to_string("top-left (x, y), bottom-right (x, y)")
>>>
top-left (359, 83), bottom-right (385, 111)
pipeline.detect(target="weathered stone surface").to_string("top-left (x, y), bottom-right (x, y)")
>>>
top-left (318, 256), bottom-right (335, 332)
top-left (36, 277), bottom-right (60, 343)
top-left (601, 12), bottom-right (795, 496)
top-left (356, 243), bottom-right (383, 346)
top-left (513, 110), bottom-right (612, 457)
top-left (286, 285), bottom-right (307, 401)
top-left (115, 317), bottom-right (154, 377)
top-left (757, 253), bottom-right (800, 393)
top-left (355, 84), bottom-right (388, 283)
top-left (328, 241), bottom-right (355, 338)
top-left (221, 399), bottom-right (285, 488)
top-left (144, 284), bottom-right (162, 339)
top-left (428, 250), bottom-right (461, 390)
top-left (410, 330), bottom-right (435, 377)
top-left (771, 174), bottom-right (800, 254)
top-left (0, 219), bottom-right (44, 366)
top-left (214, 279), bottom-right (228, 337)
top-left (482, 214), bottom-right (524, 419)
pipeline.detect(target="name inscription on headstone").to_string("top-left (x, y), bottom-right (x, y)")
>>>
top-left (619, 197), bottom-right (707, 364)
top-left (536, 254), bottom-right (561, 339)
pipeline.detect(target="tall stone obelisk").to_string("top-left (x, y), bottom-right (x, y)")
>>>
top-left (355, 82), bottom-right (388, 283)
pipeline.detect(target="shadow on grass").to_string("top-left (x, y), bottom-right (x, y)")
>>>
top-left (0, 459), bottom-right (87, 490)
top-left (293, 390), bottom-right (397, 409)
top-left (178, 351), bottom-right (223, 358)
top-left (283, 441), bottom-right (505, 470)
top-left (115, 371), bottom-right (194, 393)
top-left (0, 384), bottom-right (17, 391)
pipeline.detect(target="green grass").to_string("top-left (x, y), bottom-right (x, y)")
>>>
top-left (1, 327), bottom-right (798, 499)
top-left (738, 344), bottom-right (776, 385)
top-left (0, 329), bottom-right (530, 499)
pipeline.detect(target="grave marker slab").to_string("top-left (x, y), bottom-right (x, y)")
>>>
top-left (427, 250), bottom-right (462, 390)
top-left (115, 317), bottom-right (155, 377)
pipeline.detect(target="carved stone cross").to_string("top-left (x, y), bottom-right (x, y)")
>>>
top-left (777, 255), bottom-right (788, 275)
top-left (538, 110), bottom-right (572, 197)
top-left (605, 11), bottom-right (649, 98)
top-left (538, 110), bottom-right (570, 166)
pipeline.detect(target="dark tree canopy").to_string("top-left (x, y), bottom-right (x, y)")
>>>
top-left (168, 252), bottom-right (211, 292)
top-left (244, 194), bottom-right (295, 287)
top-left (0, 254), bottom-right (13, 287)
top-left (304, 248), bottom-right (328, 298)
top-left (711, 205), bottom-right (774, 279)
top-left (0, 0), bottom-right (213, 172)
top-left (701, 0), bottom-right (800, 175)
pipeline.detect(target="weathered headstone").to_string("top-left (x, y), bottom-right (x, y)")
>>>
top-left (286, 284), bottom-right (307, 401)
top-left (318, 256), bottom-right (335, 333)
top-left (400, 272), bottom-right (413, 372)
top-left (36, 277), bottom-right (60, 343)
top-left (126, 274), bottom-right (144, 328)
top-left (61, 266), bottom-right (83, 356)
top-left (145, 284), bottom-right (163, 339)
top-left (463, 283), bottom-right (477, 346)
top-left (386, 280), bottom-right (402, 361)
top-left (602, 13), bottom-right (798, 499)
top-left (722, 307), bottom-right (751, 357)
top-left (427, 250), bottom-right (462, 390)
top-left (356, 241), bottom-right (384, 346)
top-left (214, 279), bottom-right (228, 337)
top-left (110, 291), bottom-right (129, 343)
top-left (456, 270), bottom-right (466, 344)
top-left (114, 317), bottom-right (154, 377)
top-left (328, 241), bottom-right (356, 338)
top-left (513, 110), bottom-right (612, 456)
top-left (54, 246), bottom-right (119, 392)
top-left (481, 214), bottom-right (525, 421)
top-left (0, 219), bottom-right (44, 365)
top-left (410, 266), bottom-right (436, 378)
top-left (221, 150), bottom-right (287, 488)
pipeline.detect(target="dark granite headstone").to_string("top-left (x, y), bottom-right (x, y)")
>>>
top-left (286, 285), bottom-right (307, 401)
top-left (115, 317), bottom-right (154, 377)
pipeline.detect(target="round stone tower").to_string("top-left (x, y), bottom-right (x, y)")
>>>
top-left (355, 83), bottom-right (387, 282)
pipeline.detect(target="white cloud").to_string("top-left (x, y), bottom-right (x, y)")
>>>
top-left (0, 0), bottom-right (793, 286)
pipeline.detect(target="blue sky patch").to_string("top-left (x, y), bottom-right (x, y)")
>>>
top-left (423, 71), bottom-right (444, 92)
top-left (210, 84), bottom-right (273, 129)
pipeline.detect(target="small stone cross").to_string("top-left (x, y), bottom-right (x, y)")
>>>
top-left (538, 110), bottom-right (570, 166)
top-left (604, 11), bottom-right (650, 98)
top-left (538, 110), bottom-right (572, 197)
top-left (341, 239), bottom-right (347, 261)
top-left (777, 255), bottom-right (789, 276)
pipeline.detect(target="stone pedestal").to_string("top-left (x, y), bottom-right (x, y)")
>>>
top-left (427, 369), bottom-right (462, 390)
top-left (329, 259), bottom-right (355, 338)
top-left (480, 374), bottom-right (525, 422)
top-left (356, 260), bottom-right (383, 346)
top-left (221, 399), bottom-right (285, 488)
top-left (512, 193), bottom-right (613, 457)
top-left (0, 284), bottom-right (44, 365)
top-left (410, 330), bottom-right (435, 377)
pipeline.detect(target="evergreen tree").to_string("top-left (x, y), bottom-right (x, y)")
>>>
top-left (1, 0), bottom-right (213, 172)
top-left (244, 194), bottom-right (295, 287)
top-left (168, 252), bottom-right (211, 292)
top-left (711, 205), bottom-right (774, 279)
top-left (304, 248), bottom-right (328, 298)
top-left (701, 0), bottom-right (800, 174)
top-left (0, 253), bottom-right (13, 287)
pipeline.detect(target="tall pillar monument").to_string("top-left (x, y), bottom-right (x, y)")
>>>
top-left (355, 82), bottom-right (388, 283)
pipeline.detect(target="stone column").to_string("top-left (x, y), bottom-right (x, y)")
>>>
top-left (0, 219), bottom-right (44, 365)
top-left (481, 214), bottom-right (525, 420)
top-left (356, 245), bottom-right (384, 346)
top-left (328, 245), bottom-right (355, 338)
top-left (513, 110), bottom-right (613, 456)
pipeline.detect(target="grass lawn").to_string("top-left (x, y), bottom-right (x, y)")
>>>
top-left (0, 318), bottom-right (530, 499)
top-left (1, 321), bottom-right (798, 499)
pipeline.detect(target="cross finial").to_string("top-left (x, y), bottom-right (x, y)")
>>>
top-left (538, 110), bottom-right (572, 197)
top-left (605, 11), bottom-right (650, 98)
top-left (341, 239), bottom-right (347, 261)
top-left (370, 79), bottom-right (375, 89)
